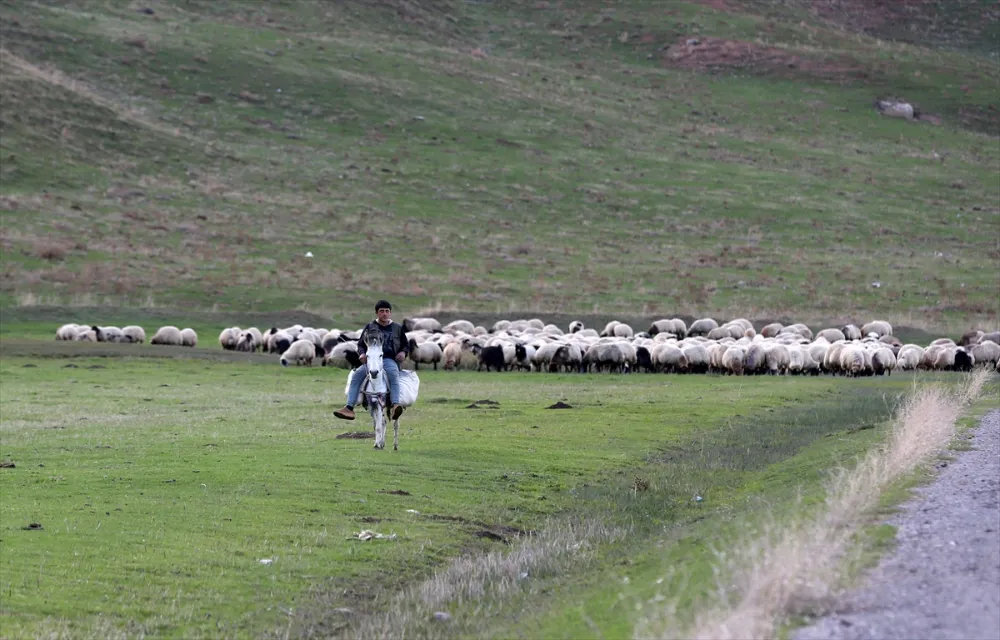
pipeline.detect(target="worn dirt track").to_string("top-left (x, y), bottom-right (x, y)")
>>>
top-left (794, 409), bottom-right (1000, 640)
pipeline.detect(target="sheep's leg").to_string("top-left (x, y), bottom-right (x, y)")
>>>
top-left (393, 418), bottom-right (399, 451)
top-left (433, 362), bottom-right (438, 371)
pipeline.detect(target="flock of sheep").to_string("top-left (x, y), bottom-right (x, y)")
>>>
top-left (55, 317), bottom-right (1000, 376)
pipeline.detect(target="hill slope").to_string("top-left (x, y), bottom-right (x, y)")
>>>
top-left (1, 0), bottom-right (997, 331)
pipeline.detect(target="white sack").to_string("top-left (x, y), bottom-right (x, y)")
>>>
top-left (343, 368), bottom-right (420, 407)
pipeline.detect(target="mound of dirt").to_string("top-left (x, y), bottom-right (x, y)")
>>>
top-left (546, 401), bottom-right (573, 409)
top-left (335, 431), bottom-right (375, 439)
top-left (663, 36), bottom-right (865, 80)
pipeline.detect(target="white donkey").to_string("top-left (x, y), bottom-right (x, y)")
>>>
top-left (344, 331), bottom-right (420, 450)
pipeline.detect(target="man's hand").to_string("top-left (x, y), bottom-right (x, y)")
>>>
top-left (395, 353), bottom-right (406, 364)
top-left (359, 353), bottom-right (368, 364)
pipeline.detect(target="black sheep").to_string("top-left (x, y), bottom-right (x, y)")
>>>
top-left (475, 345), bottom-right (506, 372)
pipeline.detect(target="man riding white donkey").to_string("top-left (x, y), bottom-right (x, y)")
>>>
top-left (334, 299), bottom-right (409, 425)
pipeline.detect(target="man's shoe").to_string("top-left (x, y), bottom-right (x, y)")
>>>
top-left (390, 404), bottom-right (404, 420)
top-left (334, 406), bottom-right (356, 420)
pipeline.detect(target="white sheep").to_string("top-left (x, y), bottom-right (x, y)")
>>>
top-left (95, 326), bottom-right (125, 343)
top-left (970, 341), bottom-right (1000, 370)
top-left (180, 328), bottom-right (198, 348)
top-left (442, 342), bottom-right (464, 370)
top-left (760, 322), bottom-right (783, 338)
top-left (404, 317), bottom-right (442, 332)
top-left (122, 325), bottom-right (146, 344)
top-left (721, 346), bottom-right (746, 375)
top-left (56, 323), bottom-right (81, 340)
top-left (872, 348), bottom-right (896, 375)
top-left (150, 326), bottom-right (183, 346)
top-left (73, 325), bottom-right (97, 342)
top-left (681, 344), bottom-right (709, 374)
top-left (815, 328), bottom-right (846, 343)
top-left (568, 320), bottom-right (584, 334)
top-left (688, 317), bottom-right (719, 337)
top-left (841, 324), bottom-right (862, 341)
top-left (219, 327), bottom-right (241, 350)
top-left (895, 344), bottom-right (924, 371)
top-left (765, 344), bottom-right (790, 375)
top-left (861, 320), bottom-right (893, 337)
top-left (443, 320), bottom-right (474, 335)
top-left (322, 341), bottom-right (361, 368)
top-left (407, 338), bottom-right (443, 370)
top-left (280, 339), bottom-right (320, 366)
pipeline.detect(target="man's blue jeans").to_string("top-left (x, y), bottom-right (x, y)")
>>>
top-left (347, 358), bottom-right (401, 407)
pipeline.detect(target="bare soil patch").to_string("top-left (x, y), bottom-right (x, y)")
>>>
top-left (663, 36), bottom-right (866, 81)
top-left (335, 431), bottom-right (375, 440)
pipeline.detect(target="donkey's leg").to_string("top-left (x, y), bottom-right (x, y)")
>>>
top-left (393, 418), bottom-right (399, 451)
top-left (373, 403), bottom-right (386, 449)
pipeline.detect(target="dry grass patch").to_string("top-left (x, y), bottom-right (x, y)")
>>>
top-left (332, 518), bottom-right (627, 639)
top-left (637, 368), bottom-right (994, 639)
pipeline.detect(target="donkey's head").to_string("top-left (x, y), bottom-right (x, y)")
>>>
top-left (364, 329), bottom-right (385, 384)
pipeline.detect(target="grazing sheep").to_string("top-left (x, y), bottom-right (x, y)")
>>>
top-left (180, 328), bottom-right (198, 348)
top-left (681, 344), bottom-right (710, 374)
top-left (970, 341), bottom-right (1000, 370)
top-left (983, 331), bottom-right (1000, 345)
top-left (443, 320), bottom-right (474, 335)
top-left (407, 338), bottom-right (443, 370)
top-left (807, 343), bottom-right (830, 370)
top-left (265, 328), bottom-right (294, 355)
top-left (872, 348), bottom-right (896, 376)
top-left (72, 325), bottom-right (97, 342)
top-left (443, 341), bottom-right (464, 370)
top-left (779, 324), bottom-right (813, 340)
top-left (514, 343), bottom-right (535, 371)
top-left (861, 320), bottom-right (893, 337)
top-left (635, 346), bottom-right (654, 373)
top-left (648, 319), bottom-right (686, 338)
top-left (953, 348), bottom-right (974, 372)
top-left (56, 323), bottom-right (81, 340)
top-left (95, 326), bottom-right (125, 343)
top-left (744, 343), bottom-right (768, 375)
top-left (150, 326), bottom-right (183, 346)
top-left (816, 328), bottom-right (846, 343)
top-left (895, 345), bottom-right (924, 371)
top-left (568, 320), bottom-right (584, 334)
top-left (492, 320), bottom-right (511, 333)
top-left (322, 341), bottom-right (361, 368)
top-left (707, 326), bottom-right (731, 341)
top-left (840, 345), bottom-right (867, 377)
top-left (550, 343), bottom-right (583, 373)
top-left (280, 339), bottom-right (320, 366)
top-left (474, 344), bottom-right (506, 372)
top-left (237, 328), bottom-right (263, 352)
top-left (878, 335), bottom-right (903, 350)
top-left (219, 327), bottom-right (241, 350)
top-left (403, 317), bottom-right (442, 332)
top-left (760, 322), bottom-right (783, 338)
top-left (842, 324), bottom-right (862, 341)
top-left (654, 344), bottom-right (688, 374)
top-left (765, 344), bottom-right (790, 375)
top-left (958, 330), bottom-right (984, 347)
top-left (688, 317), bottom-right (719, 337)
top-left (722, 346), bottom-right (746, 375)
top-left (122, 325), bottom-right (146, 344)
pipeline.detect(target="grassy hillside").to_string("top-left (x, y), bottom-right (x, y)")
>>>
top-left (1, 0), bottom-right (998, 333)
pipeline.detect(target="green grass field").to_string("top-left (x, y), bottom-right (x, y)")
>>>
top-left (6, 352), bottom-right (984, 638)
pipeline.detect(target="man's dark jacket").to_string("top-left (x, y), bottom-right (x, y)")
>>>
top-left (358, 321), bottom-right (409, 360)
